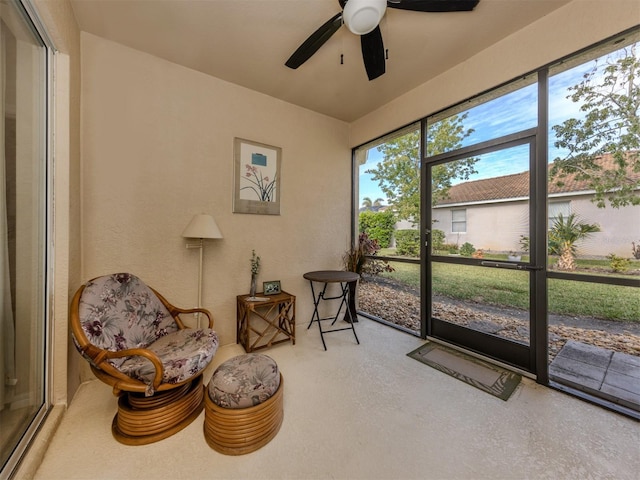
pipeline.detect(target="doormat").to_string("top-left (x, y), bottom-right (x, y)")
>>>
top-left (407, 342), bottom-right (521, 401)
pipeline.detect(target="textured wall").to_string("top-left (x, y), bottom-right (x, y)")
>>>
top-left (80, 33), bottom-right (351, 346)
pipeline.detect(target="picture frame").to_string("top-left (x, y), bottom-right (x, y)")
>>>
top-left (262, 280), bottom-right (281, 295)
top-left (233, 137), bottom-right (281, 215)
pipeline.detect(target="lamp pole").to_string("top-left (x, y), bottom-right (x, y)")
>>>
top-left (185, 238), bottom-right (205, 328)
top-left (182, 213), bottom-right (223, 329)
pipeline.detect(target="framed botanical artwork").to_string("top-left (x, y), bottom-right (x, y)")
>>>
top-left (263, 280), bottom-right (281, 295)
top-left (233, 137), bottom-right (281, 215)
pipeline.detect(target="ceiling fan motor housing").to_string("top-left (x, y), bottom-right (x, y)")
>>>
top-left (343, 0), bottom-right (387, 35)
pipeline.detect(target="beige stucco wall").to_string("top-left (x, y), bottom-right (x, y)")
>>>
top-left (350, 0), bottom-right (640, 147)
top-left (80, 32), bottom-right (351, 349)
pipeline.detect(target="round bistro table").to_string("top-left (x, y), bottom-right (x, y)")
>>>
top-left (302, 270), bottom-right (360, 350)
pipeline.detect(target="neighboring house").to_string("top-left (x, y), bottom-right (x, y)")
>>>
top-left (431, 154), bottom-right (640, 257)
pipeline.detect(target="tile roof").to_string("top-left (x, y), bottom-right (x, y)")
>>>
top-left (436, 153), bottom-right (639, 206)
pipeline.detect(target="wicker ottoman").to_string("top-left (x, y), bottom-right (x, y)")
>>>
top-left (204, 353), bottom-right (283, 455)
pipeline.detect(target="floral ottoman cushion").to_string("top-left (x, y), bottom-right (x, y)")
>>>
top-left (208, 354), bottom-right (280, 409)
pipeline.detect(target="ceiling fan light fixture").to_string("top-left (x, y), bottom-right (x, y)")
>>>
top-left (343, 0), bottom-right (387, 35)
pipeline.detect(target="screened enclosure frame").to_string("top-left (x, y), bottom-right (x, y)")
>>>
top-left (351, 25), bottom-right (640, 419)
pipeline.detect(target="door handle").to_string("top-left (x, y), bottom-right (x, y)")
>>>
top-left (481, 261), bottom-right (544, 271)
top-left (481, 261), bottom-right (518, 269)
top-left (520, 264), bottom-right (544, 271)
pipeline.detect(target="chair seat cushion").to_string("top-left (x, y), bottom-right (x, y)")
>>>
top-left (115, 328), bottom-right (219, 394)
top-left (208, 354), bottom-right (280, 409)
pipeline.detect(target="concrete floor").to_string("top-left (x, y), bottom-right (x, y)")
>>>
top-left (33, 318), bottom-right (640, 480)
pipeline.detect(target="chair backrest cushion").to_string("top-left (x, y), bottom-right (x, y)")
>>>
top-left (77, 273), bottom-right (179, 367)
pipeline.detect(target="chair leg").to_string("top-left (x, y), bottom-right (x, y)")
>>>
top-left (111, 375), bottom-right (204, 445)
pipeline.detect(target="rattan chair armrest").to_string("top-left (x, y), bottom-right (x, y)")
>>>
top-left (151, 287), bottom-right (215, 329)
top-left (98, 347), bottom-right (164, 391)
top-left (173, 307), bottom-right (214, 329)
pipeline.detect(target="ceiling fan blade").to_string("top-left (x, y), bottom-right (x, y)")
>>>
top-left (387, 0), bottom-right (479, 12)
top-left (361, 25), bottom-right (385, 81)
top-left (285, 13), bottom-right (343, 69)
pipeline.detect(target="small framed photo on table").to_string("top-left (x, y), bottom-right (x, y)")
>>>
top-left (263, 280), bottom-right (281, 295)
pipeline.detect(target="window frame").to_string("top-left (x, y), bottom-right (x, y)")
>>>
top-left (451, 208), bottom-right (467, 233)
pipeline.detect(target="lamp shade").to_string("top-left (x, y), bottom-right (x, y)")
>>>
top-left (182, 214), bottom-right (223, 239)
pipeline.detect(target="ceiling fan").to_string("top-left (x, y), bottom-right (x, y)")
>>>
top-left (285, 0), bottom-right (480, 81)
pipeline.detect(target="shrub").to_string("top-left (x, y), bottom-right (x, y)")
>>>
top-left (395, 229), bottom-right (420, 257)
top-left (442, 243), bottom-right (459, 254)
top-left (459, 242), bottom-right (476, 256)
top-left (359, 210), bottom-right (396, 248)
top-left (431, 229), bottom-right (446, 251)
top-left (607, 254), bottom-right (630, 273)
top-left (632, 241), bottom-right (640, 260)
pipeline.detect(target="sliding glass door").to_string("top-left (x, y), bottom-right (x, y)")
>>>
top-left (1, 0), bottom-right (50, 476)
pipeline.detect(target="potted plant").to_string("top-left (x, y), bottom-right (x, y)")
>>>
top-left (508, 251), bottom-right (521, 261)
top-left (343, 232), bottom-right (393, 321)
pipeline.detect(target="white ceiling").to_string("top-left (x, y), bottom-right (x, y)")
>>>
top-left (69, 0), bottom-right (571, 122)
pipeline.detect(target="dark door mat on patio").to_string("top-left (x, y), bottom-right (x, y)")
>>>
top-left (408, 342), bottom-right (521, 401)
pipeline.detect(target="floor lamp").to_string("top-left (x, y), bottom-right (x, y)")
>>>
top-left (182, 214), bottom-right (223, 328)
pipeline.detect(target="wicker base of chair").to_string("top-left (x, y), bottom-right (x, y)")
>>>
top-left (204, 374), bottom-right (284, 455)
top-left (112, 375), bottom-right (204, 445)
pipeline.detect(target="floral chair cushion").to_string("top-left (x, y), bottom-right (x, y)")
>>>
top-left (209, 354), bottom-right (280, 409)
top-left (118, 328), bottom-right (219, 391)
top-left (76, 274), bottom-right (179, 367)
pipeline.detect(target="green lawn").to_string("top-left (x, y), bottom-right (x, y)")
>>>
top-left (378, 260), bottom-right (640, 322)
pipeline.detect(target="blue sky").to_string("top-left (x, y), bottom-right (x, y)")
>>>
top-left (358, 54), bottom-right (607, 207)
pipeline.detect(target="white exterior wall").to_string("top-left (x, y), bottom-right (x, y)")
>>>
top-left (432, 200), bottom-right (529, 253)
top-left (568, 195), bottom-right (640, 258)
top-left (431, 194), bottom-right (640, 257)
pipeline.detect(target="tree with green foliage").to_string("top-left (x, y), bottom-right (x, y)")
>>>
top-left (548, 213), bottom-right (601, 271)
top-left (366, 115), bottom-right (476, 223)
top-left (551, 44), bottom-right (640, 208)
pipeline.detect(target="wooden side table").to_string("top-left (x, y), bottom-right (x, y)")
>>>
top-left (237, 291), bottom-right (296, 352)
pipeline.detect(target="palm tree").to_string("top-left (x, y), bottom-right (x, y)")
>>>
top-left (361, 197), bottom-right (373, 208)
top-left (373, 198), bottom-right (385, 207)
top-left (548, 213), bottom-right (601, 271)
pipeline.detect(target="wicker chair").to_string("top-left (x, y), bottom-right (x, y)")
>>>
top-left (70, 273), bottom-right (219, 445)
